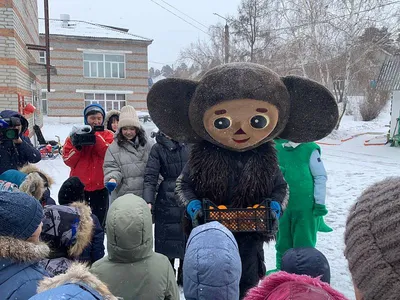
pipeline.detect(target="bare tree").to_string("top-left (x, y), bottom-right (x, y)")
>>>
top-left (328, 0), bottom-right (399, 128)
top-left (231, 0), bottom-right (277, 62)
top-left (179, 26), bottom-right (225, 75)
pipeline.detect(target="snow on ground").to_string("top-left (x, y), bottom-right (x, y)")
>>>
top-left (36, 110), bottom-right (400, 300)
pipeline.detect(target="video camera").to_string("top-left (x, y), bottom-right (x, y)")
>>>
top-left (71, 125), bottom-right (104, 148)
top-left (0, 117), bottom-right (20, 141)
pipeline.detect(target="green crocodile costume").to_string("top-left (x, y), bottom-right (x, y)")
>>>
top-left (273, 139), bottom-right (332, 271)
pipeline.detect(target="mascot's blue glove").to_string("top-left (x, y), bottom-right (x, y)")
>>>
top-left (270, 201), bottom-right (282, 220)
top-left (105, 181), bottom-right (117, 193)
top-left (187, 200), bottom-right (203, 228)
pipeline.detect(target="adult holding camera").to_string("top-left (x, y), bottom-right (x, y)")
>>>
top-left (0, 110), bottom-right (41, 174)
top-left (103, 105), bottom-right (152, 202)
top-left (62, 104), bottom-right (114, 226)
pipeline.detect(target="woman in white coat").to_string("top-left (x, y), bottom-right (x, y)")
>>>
top-left (103, 105), bottom-right (152, 202)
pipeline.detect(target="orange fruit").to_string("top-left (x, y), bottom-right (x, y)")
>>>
top-left (218, 205), bottom-right (228, 210)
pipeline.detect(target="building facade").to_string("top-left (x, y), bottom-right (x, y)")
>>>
top-left (0, 0), bottom-right (43, 128)
top-left (39, 16), bottom-right (152, 117)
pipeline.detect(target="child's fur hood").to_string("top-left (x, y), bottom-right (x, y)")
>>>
top-left (37, 263), bottom-right (118, 299)
top-left (0, 236), bottom-right (50, 262)
top-left (20, 164), bottom-right (55, 187)
top-left (68, 201), bottom-right (94, 257)
top-left (19, 172), bottom-right (45, 200)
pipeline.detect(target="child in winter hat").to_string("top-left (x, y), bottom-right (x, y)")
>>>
top-left (58, 176), bottom-right (86, 205)
top-left (0, 169), bottom-right (45, 200)
top-left (344, 177), bottom-right (400, 300)
top-left (58, 176), bottom-right (105, 264)
top-left (281, 247), bottom-right (331, 283)
top-left (0, 191), bottom-right (44, 240)
top-left (20, 164), bottom-right (56, 206)
top-left (244, 272), bottom-right (348, 300)
top-left (40, 203), bottom-right (94, 276)
top-left (183, 221), bottom-right (242, 300)
top-left (0, 191), bottom-right (49, 299)
top-left (118, 105), bottom-right (141, 130)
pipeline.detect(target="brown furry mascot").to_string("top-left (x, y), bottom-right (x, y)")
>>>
top-left (147, 62), bottom-right (338, 298)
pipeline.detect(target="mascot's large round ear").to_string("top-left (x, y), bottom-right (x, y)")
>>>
top-left (279, 76), bottom-right (338, 142)
top-left (147, 78), bottom-right (201, 143)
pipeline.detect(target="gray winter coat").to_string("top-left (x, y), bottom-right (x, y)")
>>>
top-left (103, 137), bottom-right (152, 201)
top-left (183, 221), bottom-right (242, 300)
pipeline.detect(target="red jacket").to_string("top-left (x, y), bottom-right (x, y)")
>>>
top-left (63, 130), bottom-right (114, 192)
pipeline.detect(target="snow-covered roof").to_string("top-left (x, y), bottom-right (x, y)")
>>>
top-left (39, 18), bottom-right (152, 42)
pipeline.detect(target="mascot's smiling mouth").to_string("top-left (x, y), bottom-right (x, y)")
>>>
top-left (233, 137), bottom-right (250, 143)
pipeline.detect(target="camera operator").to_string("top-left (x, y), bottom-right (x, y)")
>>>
top-left (62, 104), bottom-right (114, 226)
top-left (0, 110), bottom-right (41, 174)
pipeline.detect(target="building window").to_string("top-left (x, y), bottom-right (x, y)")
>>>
top-left (83, 53), bottom-right (125, 79)
top-left (41, 91), bottom-right (48, 115)
top-left (84, 93), bottom-right (126, 112)
top-left (39, 51), bottom-right (46, 64)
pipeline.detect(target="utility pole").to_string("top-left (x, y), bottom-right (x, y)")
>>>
top-left (213, 13), bottom-right (230, 64)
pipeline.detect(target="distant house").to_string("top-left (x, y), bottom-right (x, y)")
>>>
top-left (38, 15), bottom-right (153, 117)
top-left (0, 0), bottom-right (46, 129)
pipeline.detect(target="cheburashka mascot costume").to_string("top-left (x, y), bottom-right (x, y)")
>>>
top-left (147, 62), bottom-right (338, 298)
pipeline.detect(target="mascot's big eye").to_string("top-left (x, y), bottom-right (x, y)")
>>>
top-left (250, 115), bottom-right (269, 129)
top-left (214, 117), bottom-right (231, 130)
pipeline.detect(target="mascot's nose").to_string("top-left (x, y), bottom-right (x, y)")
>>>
top-left (234, 128), bottom-right (246, 135)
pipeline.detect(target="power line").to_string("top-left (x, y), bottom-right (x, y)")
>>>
top-left (149, 0), bottom-right (210, 36)
top-left (157, 0), bottom-right (208, 29)
top-left (149, 60), bottom-right (175, 65)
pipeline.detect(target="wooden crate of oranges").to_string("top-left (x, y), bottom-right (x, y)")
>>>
top-left (203, 200), bottom-right (274, 233)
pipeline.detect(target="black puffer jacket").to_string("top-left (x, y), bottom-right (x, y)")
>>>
top-left (143, 132), bottom-right (189, 259)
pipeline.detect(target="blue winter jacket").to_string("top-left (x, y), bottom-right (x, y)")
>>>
top-left (79, 213), bottom-right (105, 264)
top-left (0, 110), bottom-right (41, 174)
top-left (29, 282), bottom-right (106, 300)
top-left (0, 237), bottom-right (49, 300)
top-left (183, 221), bottom-right (242, 300)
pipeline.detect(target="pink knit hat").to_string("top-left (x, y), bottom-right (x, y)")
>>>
top-left (244, 272), bottom-right (348, 300)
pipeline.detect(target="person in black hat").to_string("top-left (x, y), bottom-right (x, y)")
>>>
top-left (281, 247), bottom-right (331, 284)
top-left (58, 177), bottom-right (105, 265)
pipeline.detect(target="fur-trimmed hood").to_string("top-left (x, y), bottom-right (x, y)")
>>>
top-left (19, 172), bottom-right (45, 200)
top-left (69, 201), bottom-right (94, 257)
top-left (20, 164), bottom-right (54, 188)
top-left (105, 110), bottom-right (120, 126)
top-left (41, 202), bottom-right (94, 258)
top-left (0, 236), bottom-right (50, 262)
top-left (0, 169), bottom-right (45, 200)
top-left (36, 263), bottom-right (118, 299)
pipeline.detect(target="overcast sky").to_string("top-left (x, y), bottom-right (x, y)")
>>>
top-left (39, 0), bottom-right (242, 69)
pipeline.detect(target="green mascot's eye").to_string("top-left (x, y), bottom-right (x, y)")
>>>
top-left (214, 117), bottom-right (231, 130)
